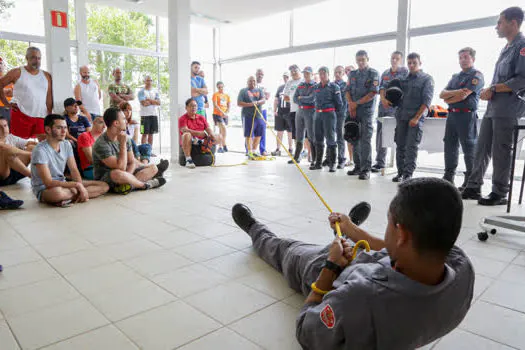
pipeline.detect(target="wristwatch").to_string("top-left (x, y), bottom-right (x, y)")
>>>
top-left (490, 85), bottom-right (497, 94)
top-left (324, 260), bottom-right (343, 275)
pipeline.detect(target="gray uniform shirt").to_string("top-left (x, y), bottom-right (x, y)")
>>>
top-left (31, 140), bottom-right (74, 196)
top-left (397, 70), bottom-right (435, 121)
top-left (296, 246), bottom-right (474, 350)
top-left (485, 32), bottom-right (525, 119)
top-left (379, 67), bottom-right (409, 116)
top-left (346, 67), bottom-right (380, 112)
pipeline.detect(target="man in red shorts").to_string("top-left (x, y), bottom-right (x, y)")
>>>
top-left (0, 47), bottom-right (53, 139)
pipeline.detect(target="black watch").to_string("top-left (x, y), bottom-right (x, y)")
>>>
top-left (490, 85), bottom-right (497, 93)
top-left (324, 260), bottom-right (344, 275)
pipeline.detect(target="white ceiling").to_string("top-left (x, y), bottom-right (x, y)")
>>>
top-left (88, 0), bottom-right (327, 24)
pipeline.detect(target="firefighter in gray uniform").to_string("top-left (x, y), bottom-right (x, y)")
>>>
top-left (392, 53), bottom-right (435, 182)
top-left (373, 51), bottom-right (409, 172)
top-left (334, 65), bottom-right (348, 169)
top-left (291, 66), bottom-right (317, 167)
top-left (346, 50), bottom-right (380, 180)
top-left (312, 67), bottom-right (343, 172)
top-left (462, 7), bottom-right (525, 206)
top-left (440, 47), bottom-right (484, 189)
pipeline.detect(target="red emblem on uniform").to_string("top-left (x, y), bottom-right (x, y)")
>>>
top-left (320, 304), bottom-right (335, 329)
top-left (472, 78), bottom-right (479, 85)
top-left (520, 47), bottom-right (525, 56)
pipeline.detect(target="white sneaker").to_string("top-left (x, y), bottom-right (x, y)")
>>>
top-left (185, 159), bottom-right (196, 169)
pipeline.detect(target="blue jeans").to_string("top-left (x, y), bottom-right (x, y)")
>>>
top-left (131, 139), bottom-right (152, 161)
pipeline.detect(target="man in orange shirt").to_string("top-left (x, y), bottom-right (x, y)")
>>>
top-left (0, 57), bottom-right (13, 125)
top-left (212, 81), bottom-right (231, 153)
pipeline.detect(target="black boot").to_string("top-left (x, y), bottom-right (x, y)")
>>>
top-left (309, 143), bottom-right (316, 169)
top-left (311, 144), bottom-right (324, 170)
top-left (288, 141), bottom-right (303, 164)
top-left (328, 146), bottom-right (337, 173)
top-left (461, 187), bottom-right (481, 200)
top-left (232, 203), bottom-right (257, 233)
top-left (458, 172), bottom-right (470, 192)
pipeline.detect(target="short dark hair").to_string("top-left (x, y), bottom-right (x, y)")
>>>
top-left (458, 47), bottom-right (476, 59)
top-left (389, 178), bottom-right (463, 257)
top-left (0, 116), bottom-right (7, 122)
top-left (216, 81), bottom-right (224, 87)
top-left (392, 51), bottom-right (404, 57)
top-left (103, 107), bottom-right (122, 128)
top-left (407, 52), bottom-right (421, 62)
top-left (44, 114), bottom-right (65, 128)
top-left (26, 46), bottom-right (41, 58)
top-left (356, 50), bottom-right (368, 58)
top-left (501, 6), bottom-right (524, 27)
top-left (185, 98), bottom-right (195, 107)
top-left (191, 61), bottom-right (201, 67)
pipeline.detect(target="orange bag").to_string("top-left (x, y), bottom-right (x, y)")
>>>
top-left (429, 105), bottom-right (448, 118)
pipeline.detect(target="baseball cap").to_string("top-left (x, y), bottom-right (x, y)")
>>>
top-left (302, 66), bottom-right (313, 73)
top-left (283, 71), bottom-right (290, 77)
top-left (318, 66), bottom-right (330, 74)
top-left (289, 64), bottom-right (299, 71)
top-left (64, 98), bottom-right (82, 108)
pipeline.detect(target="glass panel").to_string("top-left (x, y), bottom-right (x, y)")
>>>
top-left (68, 0), bottom-right (76, 41)
top-left (159, 17), bottom-right (168, 53)
top-left (86, 4), bottom-right (156, 51)
top-left (293, 0), bottom-right (397, 46)
top-left (0, 40), bottom-right (30, 69)
top-left (334, 40), bottom-right (397, 76)
top-left (70, 46), bottom-right (78, 89)
top-left (410, 0), bottom-right (517, 28)
top-left (409, 27), bottom-right (503, 114)
top-left (0, 0), bottom-right (45, 36)
top-left (219, 11), bottom-right (290, 59)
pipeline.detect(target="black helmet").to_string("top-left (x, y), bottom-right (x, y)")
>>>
top-left (344, 120), bottom-right (360, 142)
top-left (385, 86), bottom-right (404, 107)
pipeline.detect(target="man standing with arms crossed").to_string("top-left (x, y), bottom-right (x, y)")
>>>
top-left (138, 75), bottom-right (161, 149)
top-left (0, 47), bottom-right (52, 139)
top-left (255, 69), bottom-right (270, 155)
top-left (283, 65), bottom-right (303, 155)
top-left (373, 51), bottom-right (409, 173)
top-left (191, 61), bottom-right (208, 117)
top-left (108, 67), bottom-right (134, 108)
top-left (74, 65), bottom-right (101, 120)
top-left (271, 72), bottom-right (292, 156)
top-left (462, 7), bottom-right (525, 206)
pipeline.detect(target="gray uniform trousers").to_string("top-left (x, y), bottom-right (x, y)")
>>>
top-left (336, 110), bottom-right (346, 163)
top-left (296, 108), bottom-right (316, 143)
top-left (249, 222), bottom-right (328, 296)
top-left (375, 113), bottom-right (388, 168)
top-left (395, 119), bottom-right (424, 177)
top-left (443, 112), bottom-right (478, 178)
top-left (466, 117), bottom-right (518, 196)
top-left (349, 112), bottom-right (374, 172)
top-left (314, 111), bottom-right (337, 147)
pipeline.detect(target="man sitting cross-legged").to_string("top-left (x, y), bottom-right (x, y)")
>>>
top-left (232, 177), bottom-right (474, 350)
top-left (31, 114), bottom-right (109, 206)
top-left (0, 116), bottom-right (36, 186)
top-left (92, 107), bottom-right (166, 194)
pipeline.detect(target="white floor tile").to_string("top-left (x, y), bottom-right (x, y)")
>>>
top-left (8, 298), bottom-right (109, 350)
top-left (117, 301), bottom-right (220, 350)
top-left (33, 238), bottom-right (93, 259)
top-left (185, 282), bottom-right (276, 324)
top-left (462, 240), bottom-right (520, 263)
top-left (0, 247), bottom-right (42, 267)
top-left (0, 320), bottom-right (20, 350)
top-left (172, 240), bottom-right (236, 262)
top-left (136, 228), bottom-right (204, 248)
top-left (100, 238), bottom-right (163, 260)
top-left (473, 274), bottom-right (495, 300)
top-left (213, 231), bottom-right (253, 250)
top-left (281, 293), bottom-right (305, 310)
top-left (203, 251), bottom-right (268, 278)
top-left (47, 248), bottom-right (118, 275)
top-left (40, 325), bottom-right (138, 350)
top-left (230, 302), bottom-right (302, 350)
top-left (0, 261), bottom-right (58, 291)
top-left (481, 279), bottom-right (525, 313)
top-left (236, 267), bottom-right (296, 299)
top-left (468, 255), bottom-right (509, 279)
top-left (87, 279), bottom-right (175, 322)
top-left (498, 264), bottom-right (525, 286)
top-left (434, 329), bottom-right (514, 349)
top-left (512, 252), bottom-right (525, 267)
top-left (123, 250), bottom-right (192, 277)
top-left (178, 327), bottom-right (261, 350)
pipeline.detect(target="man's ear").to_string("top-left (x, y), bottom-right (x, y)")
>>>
top-left (395, 223), bottom-right (411, 248)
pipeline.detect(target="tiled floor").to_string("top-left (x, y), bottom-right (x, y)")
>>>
top-left (1, 153), bottom-right (525, 349)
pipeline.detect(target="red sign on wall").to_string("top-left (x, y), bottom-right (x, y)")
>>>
top-left (51, 11), bottom-right (68, 28)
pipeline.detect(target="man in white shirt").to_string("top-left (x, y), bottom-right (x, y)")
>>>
top-left (283, 64), bottom-right (303, 154)
top-left (138, 75), bottom-right (161, 148)
top-left (74, 65), bottom-right (101, 120)
top-left (0, 116), bottom-right (36, 186)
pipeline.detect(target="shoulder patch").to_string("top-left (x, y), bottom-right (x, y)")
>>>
top-left (320, 304), bottom-right (336, 329)
top-left (520, 47), bottom-right (525, 56)
top-left (472, 78), bottom-right (479, 86)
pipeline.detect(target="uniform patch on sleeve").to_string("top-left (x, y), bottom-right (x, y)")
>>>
top-left (320, 304), bottom-right (336, 329)
top-left (521, 47), bottom-right (525, 56)
top-left (472, 78), bottom-right (479, 85)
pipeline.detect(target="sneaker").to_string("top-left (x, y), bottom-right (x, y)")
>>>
top-left (223, 146), bottom-right (229, 152)
top-left (347, 168), bottom-right (360, 176)
top-left (0, 191), bottom-right (24, 210)
top-left (271, 149), bottom-right (281, 156)
top-left (144, 177), bottom-right (167, 190)
top-left (155, 159), bottom-right (169, 178)
top-left (461, 187), bottom-right (481, 200)
top-left (113, 183), bottom-right (132, 195)
top-left (371, 164), bottom-right (383, 173)
top-left (478, 192), bottom-right (508, 206)
top-left (402, 175), bottom-right (412, 182)
top-left (300, 150), bottom-right (308, 159)
top-left (392, 174), bottom-right (402, 183)
top-left (218, 148), bottom-right (224, 153)
top-left (53, 199), bottom-right (72, 208)
top-left (262, 151), bottom-right (269, 156)
top-left (185, 159), bottom-right (196, 169)
top-left (359, 172), bottom-right (370, 180)
top-left (336, 163), bottom-right (345, 169)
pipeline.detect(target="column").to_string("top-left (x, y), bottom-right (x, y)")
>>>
top-left (396, 0), bottom-right (411, 60)
top-left (212, 27), bottom-right (219, 95)
top-left (43, 0), bottom-right (73, 113)
top-left (168, 0), bottom-right (191, 161)
top-left (75, 0), bottom-right (89, 68)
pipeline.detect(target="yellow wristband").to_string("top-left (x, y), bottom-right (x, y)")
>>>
top-left (310, 282), bottom-right (329, 296)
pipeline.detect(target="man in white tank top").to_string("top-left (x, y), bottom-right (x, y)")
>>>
top-left (0, 47), bottom-right (52, 139)
top-left (74, 65), bottom-right (101, 120)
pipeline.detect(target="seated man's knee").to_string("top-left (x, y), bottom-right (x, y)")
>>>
top-left (110, 169), bottom-right (126, 182)
top-left (182, 132), bottom-right (192, 142)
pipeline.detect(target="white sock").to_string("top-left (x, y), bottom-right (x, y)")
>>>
top-left (186, 156), bottom-right (192, 161)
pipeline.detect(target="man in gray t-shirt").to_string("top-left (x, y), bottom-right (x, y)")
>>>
top-left (232, 177), bottom-right (474, 350)
top-left (31, 114), bottom-right (108, 206)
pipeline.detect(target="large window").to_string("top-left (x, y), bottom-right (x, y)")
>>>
top-left (293, 0), bottom-right (397, 46)
top-left (334, 40), bottom-right (397, 74)
top-left (0, 0), bottom-right (45, 36)
top-left (220, 11), bottom-right (291, 59)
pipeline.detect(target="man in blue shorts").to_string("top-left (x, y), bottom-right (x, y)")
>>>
top-left (238, 76), bottom-right (266, 157)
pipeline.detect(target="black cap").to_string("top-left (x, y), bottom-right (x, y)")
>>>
top-left (64, 98), bottom-right (82, 108)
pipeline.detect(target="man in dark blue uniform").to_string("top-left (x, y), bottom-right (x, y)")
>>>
top-left (462, 7), bottom-right (525, 206)
top-left (346, 50), bottom-right (380, 180)
top-left (334, 65), bottom-right (348, 169)
top-left (312, 67), bottom-right (343, 172)
top-left (392, 53), bottom-right (435, 182)
top-left (373, 51), bottom-right (409, 173)
top-left (440, 47), bottom-right (484, 189)
top-left (292, 67), bottom-right (316, 166)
